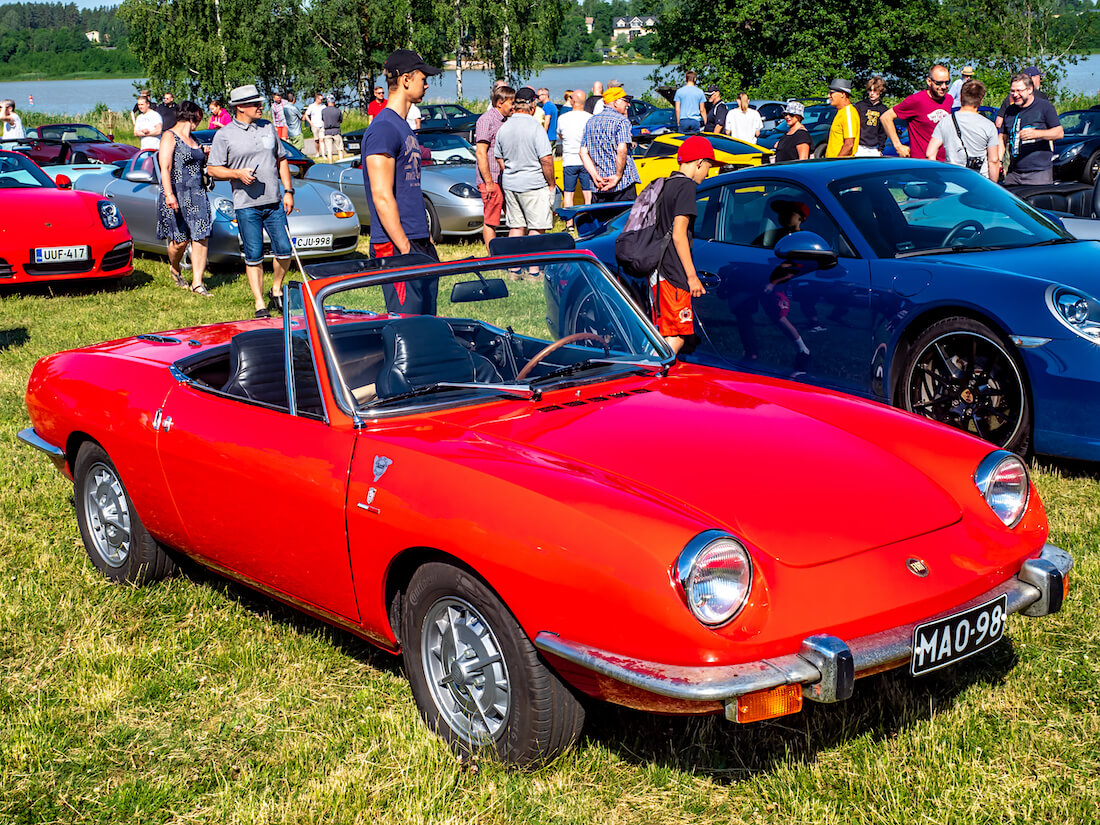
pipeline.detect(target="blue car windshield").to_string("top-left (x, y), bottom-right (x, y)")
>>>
top-left (828, 166), bottom-right (1073, 258)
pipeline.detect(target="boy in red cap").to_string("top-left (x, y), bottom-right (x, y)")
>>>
top-left (651, 135), bottom-right (717, 354)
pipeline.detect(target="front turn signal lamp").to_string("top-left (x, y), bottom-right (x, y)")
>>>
top-left (728, 684), bottom-right (803, 723)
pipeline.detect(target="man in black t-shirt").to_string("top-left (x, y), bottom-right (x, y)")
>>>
top-left (995, 65), bottom-right (1049, 130)
top-left (155, 92), bottom-right (178, 130)
top-left (1000, 72), bottom-right (1062, 184)
top-left (704, 86), bottom-right (728, 134)
top-left (652, 135), bottom-right (716, 354)
top-left (854, 75), bottom-right (888, 155)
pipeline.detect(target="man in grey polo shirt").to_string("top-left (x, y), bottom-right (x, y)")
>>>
top-left (207, 84), bottom-right (295, 318)
top-left (494, 86), bottom-right (555, 238)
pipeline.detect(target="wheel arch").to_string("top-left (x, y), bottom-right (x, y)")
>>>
top-left (886, 305), bottom-right (1035, 412)
top-left (64, 430), bottom-right (101, 475)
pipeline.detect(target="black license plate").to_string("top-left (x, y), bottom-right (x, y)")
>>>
top-left (910, 594), bottom-right (1007, 676)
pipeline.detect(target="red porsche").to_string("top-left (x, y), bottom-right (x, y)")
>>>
top-left (20, 243), bottom-right (1072, 765)
top-left (0, 150), bottom-right (133, 284)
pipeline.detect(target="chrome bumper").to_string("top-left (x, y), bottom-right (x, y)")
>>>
top-left (534, 543), bottom-right (1073, 710)
top-left (17, 427), bottom-right (67, 472)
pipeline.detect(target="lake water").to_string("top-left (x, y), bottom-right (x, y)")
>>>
top-left (5, 56), bottom-right (1100, 115)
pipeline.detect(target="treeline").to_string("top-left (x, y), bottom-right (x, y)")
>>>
top-left (0, 2), bottom-right (141, 79)
top-left (552, 0), bottom-right (656, 63)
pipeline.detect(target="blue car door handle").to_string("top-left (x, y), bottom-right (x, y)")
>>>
top-left (698, 273), bottom-right (721, 288)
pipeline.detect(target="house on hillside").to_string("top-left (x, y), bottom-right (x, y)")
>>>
top-left (85, 30), bottom-right (100, 43)
top-left (612, 15), bottom-right (657, 42)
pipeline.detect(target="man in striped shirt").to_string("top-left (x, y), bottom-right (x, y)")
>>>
top-left (579, 86), bottom-right (640, 203)
top-left (825, 78), bottom-right (859, 159)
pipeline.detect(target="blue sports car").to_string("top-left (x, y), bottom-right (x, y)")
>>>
top-left (569, 157), bottom-right (1100, 461)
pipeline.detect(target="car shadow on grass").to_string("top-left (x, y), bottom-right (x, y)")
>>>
top-left (581, 640), bottom-right (1019, 779)
top-left (1033, 455), bottom-right (1100, 483)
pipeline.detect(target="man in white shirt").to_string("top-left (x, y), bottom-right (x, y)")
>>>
top-left (406, 103), bottom-right (422, 130)
top-left (724, 93), bottom-right (763, 143)
top-left (304, 93), bottom-right (326, 148)
top-left (1, 99), bottom-right (25, 139)
top-left (133, 96), bottom-right (163, 151)
top-left (926, 78), bottom-right (1001, 182)
top-left (557, 89), bottom-right (594, 229)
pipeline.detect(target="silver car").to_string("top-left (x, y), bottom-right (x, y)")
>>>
top-left (306, 132), bottom-right (484, 241)
top-left (71, 151), bottom-right (361, 266)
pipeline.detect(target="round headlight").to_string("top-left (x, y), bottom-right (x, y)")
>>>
top-left (448, 182), bottom-right (479, 199)
top-left (1056, 292), bottom-right (1088, 325)
top-left (329, 191), bottom-right (354, 212)
top-left (1047, 285), bottom-right (1100, 341)
top-left (97, 199), bottom-right (122, 229)
top-left (674, 531), bottom-right (753, 626)
top-left (213, 197), bottom-right (236, 221)
top-left (974, 451), bottom-right (1029, 527)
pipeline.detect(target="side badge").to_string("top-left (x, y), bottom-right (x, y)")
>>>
top-left (373, 455), bottom-right (393, 482)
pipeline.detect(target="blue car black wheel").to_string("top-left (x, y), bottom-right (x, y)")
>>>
top-left (901, 317), bottom-right (1031, 455)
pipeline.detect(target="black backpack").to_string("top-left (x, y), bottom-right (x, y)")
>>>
top-left (614, 178), bottom-right (672, 282)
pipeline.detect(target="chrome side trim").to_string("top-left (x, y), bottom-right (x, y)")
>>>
top-left (534, 543), bottom-right (1073, 704)
top-left (17, 427), bottom-right (67, 471)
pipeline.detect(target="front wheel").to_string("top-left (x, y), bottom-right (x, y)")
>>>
top-left (899, 317), bottom-right (1031, 455)
top-left (424, 197), bottom-right (442, 244)
top-left (401, 562), bottom-right (585, 765)
top-left (1084, 150), bottom-right (1100, 185)
top-left (73, 442), bottom-right (177, 584)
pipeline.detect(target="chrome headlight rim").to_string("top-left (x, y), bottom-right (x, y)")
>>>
top-left (1045, 284), bottom-right (1100, 342)
top-left (974, 450), bottom-right (1030, 528)
top-left (328, 190), bottom-right (354, 212)
top-left (96, 199), bottom-right (123, 230)
top-left (673, 530), bottom-right (753, 628)
top-left (212, 196), bottom-right (236, 221)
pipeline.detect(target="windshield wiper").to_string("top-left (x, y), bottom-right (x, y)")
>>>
top-left (528, 358), bottom-right (668, 386)
top-left (1023, 237), bottom-right (1079, 247)
top-left (896, 245), bottom-right (1004, 258)
top-left (366, 381), bottom-right (537, 407)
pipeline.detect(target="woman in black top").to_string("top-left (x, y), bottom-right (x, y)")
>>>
top-left (774, 101), bottom-right (813, 162)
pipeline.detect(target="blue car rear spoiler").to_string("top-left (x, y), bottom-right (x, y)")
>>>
top-left (555, 201), bottom-right (634, 239)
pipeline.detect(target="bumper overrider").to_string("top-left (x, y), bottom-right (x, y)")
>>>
top-left (534, 543), bottom-right (1072, 721)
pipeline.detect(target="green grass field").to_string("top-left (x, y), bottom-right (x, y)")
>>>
top-left (3, 237), bottom-right (1100, 823)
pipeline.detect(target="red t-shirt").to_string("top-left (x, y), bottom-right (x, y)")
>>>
top-left (367, 99), bottom-right (387, 118)
top-left (892, 91), bottom-right (954, 161)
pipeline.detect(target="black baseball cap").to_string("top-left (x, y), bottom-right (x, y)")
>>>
top-left (515, 87), bottom-right (538, 104)
top-left (384, 49), bottom-right (441, 80)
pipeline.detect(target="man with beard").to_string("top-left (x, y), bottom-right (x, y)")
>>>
top-left (881, 65), bottom-right (954, 161)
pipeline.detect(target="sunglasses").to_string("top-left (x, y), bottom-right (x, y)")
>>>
top-left (929, 79), bottom-right (950, 86)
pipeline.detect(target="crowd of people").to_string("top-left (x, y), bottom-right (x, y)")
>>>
top-left (85, 58), bottom-right (1068, 322)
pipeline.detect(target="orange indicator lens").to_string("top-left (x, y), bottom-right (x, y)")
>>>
top-left (734, 684), bottom-right (803, 724)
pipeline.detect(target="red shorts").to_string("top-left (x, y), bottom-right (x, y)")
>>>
top-left (478, 183), bottom-right (503, 227)
top-left (276, 126), bottom-right (288, 139)
top-left (651, 279), bottom-right (694, 337)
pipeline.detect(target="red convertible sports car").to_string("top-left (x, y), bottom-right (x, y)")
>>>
top-left (20, 240), bottom-right (1072, 764)
top-left (21, 123), bottom-right (139, 166)
top-left (0, 150), bottom-right (133, 284)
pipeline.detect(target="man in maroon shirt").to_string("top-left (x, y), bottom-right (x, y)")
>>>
top-left (881, 65), bottom-right (954, 161)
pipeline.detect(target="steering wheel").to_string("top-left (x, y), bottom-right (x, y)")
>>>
top-left (516, 333), bottom-right (608, 380)
top-left (943, 219), bottom-right (984, 247)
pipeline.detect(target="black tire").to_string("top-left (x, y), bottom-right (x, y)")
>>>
top-left (424, 197), bottom-right (442, 244)
top-left (1084, 150), bottom-right (1100, 185)
top-left (898, 317), bottom-right (1031, 455)
top-left (73, 442), bottom-right (177, 584)
top-left (401, 562), bottom-right (585, 766)
top-left (813, 142), bottom-right (826, 159)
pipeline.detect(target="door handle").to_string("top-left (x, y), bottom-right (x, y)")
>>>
top-left (698, 273), bottom-right (720, 288)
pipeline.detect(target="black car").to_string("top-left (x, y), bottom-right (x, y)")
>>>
top-left (1053, 109), bottom-right (1100, 184)
top-left (417, 103), bottom-right (479, 140)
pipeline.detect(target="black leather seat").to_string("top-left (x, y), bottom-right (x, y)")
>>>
top-left (1008, 182), bottom-right (1097, 218)
top-left (376, 316), bottom-right (501, 399)
top-left (221, 328), bottom-right (324, 415)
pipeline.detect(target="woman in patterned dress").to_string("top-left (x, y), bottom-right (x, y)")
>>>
top-left (157, 100), bottom-right (214, 296)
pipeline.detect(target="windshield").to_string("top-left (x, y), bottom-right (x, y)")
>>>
top-left (0, 151), bottom-right (56, 188)
top-left (640, 108), bottom-right (674, 127)
top-left (418, 132), bottom-right (476, 163)
top-left (828, 166), bottom-right (1072, 258)
top-left (1060, 110), bottom-right (1100, 137)
top-left (317, 256), bottom-right (668, 411)
top-left (37, 124), bottom-right (108, 142)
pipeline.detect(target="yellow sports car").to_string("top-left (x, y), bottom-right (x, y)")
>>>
top-left (555, 132), bottom-right (771, 199)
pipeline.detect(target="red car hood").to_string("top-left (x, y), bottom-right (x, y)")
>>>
top-left (85, 142), bottom-right (139, 163)
top-left (444, 369), bottom-right (964, 568)
top-left (0, 189), bottom-right (108, 245)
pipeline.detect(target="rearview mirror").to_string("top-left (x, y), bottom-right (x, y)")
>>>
top-left (773, 231), bottom-right (837, 268)
top-left (450, 278), bottom-right (509, 303)
top-left (125, 168), bottom-right (155, 183)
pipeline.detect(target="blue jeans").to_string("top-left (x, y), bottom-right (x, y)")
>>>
top-left (237, 201), bottom-right (292, 266)
top-left (678, 118), bottom-right (701, 133)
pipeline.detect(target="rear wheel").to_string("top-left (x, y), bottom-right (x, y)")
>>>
top-left (401, 562), bottom-right (584, 765)
top-left (899, 317), bottom-right (1031, 455)
top-left (73, 442), bottom-right (176, 584)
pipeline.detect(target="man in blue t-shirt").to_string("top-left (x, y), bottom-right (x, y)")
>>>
top-left (673, 71), bottom-right (707, 133)
top-left (361, 49), bottom-right (441, 314)
top-left (538, 88), bottom-right (558, 145)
